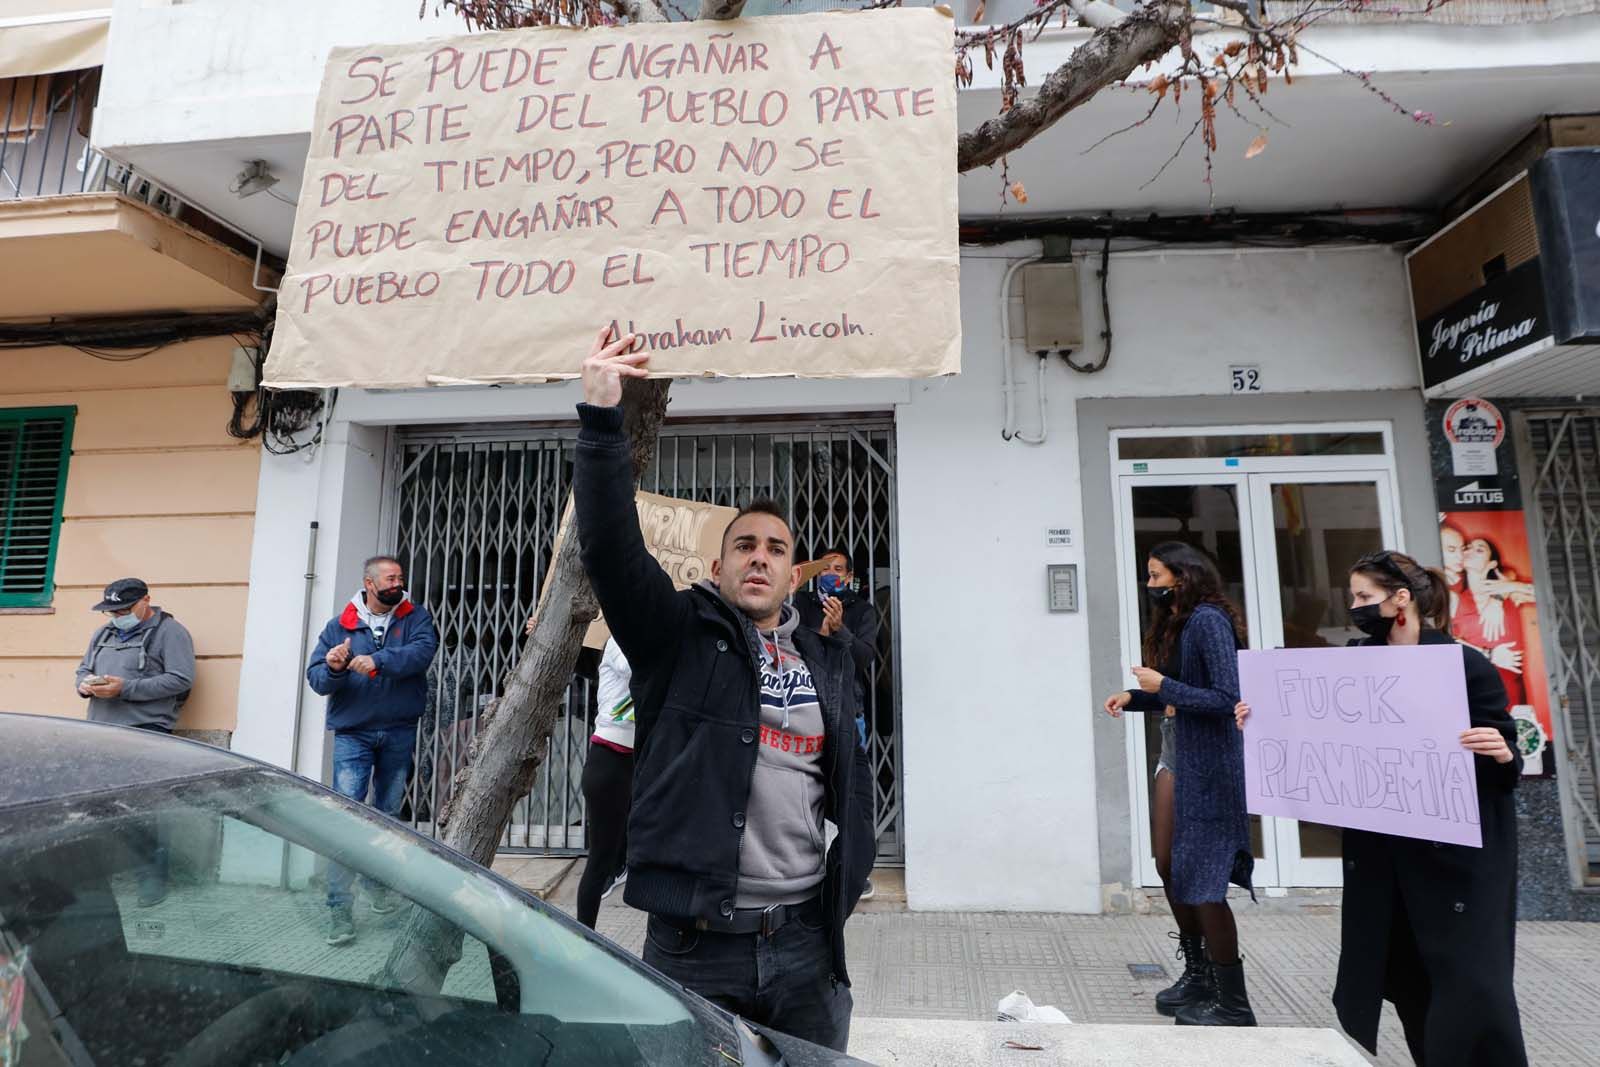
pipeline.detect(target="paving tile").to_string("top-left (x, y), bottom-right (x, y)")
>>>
top-left (955, 911), bottom-right (1060, 932)
top-left (1535, 1025), bottom-right (1600, 1066)
top-left (1055, 926), bottom-right (1162, 970)
top-left (970, 929), bottom-right (1065, 969)
top-left (870, 963), bottom-right (980, 1018)
top-left (1068, 966), bottom-right (1173, 1024)
top-left (874, 926), bottom-right (972, 966)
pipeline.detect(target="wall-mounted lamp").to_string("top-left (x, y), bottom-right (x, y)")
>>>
top-left (229, 160), bottom-right (279, 199)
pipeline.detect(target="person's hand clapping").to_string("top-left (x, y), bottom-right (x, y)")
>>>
top-left (820, 596), bottom-right (844, 637)
top-left (581, 326), bottom-right (645, 408)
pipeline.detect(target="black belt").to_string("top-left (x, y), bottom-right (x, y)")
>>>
top-left (660, 896), bottom-right (823, 938)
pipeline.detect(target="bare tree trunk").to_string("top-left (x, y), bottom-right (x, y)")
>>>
top-left (381, 378), bottom-right (669, 989)
top-left (439, 376), bottom-right (670, 872)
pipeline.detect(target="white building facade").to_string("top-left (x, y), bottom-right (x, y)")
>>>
top-left (93, 0), bottom-right (1600, 917)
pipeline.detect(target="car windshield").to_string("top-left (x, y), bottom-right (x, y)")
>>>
top-left (0, 767), bottom-right (741, 1066)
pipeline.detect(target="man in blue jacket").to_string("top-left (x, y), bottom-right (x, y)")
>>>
top-left (306, 555), bottom-right (438, 945)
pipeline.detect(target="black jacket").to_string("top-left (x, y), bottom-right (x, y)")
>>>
top-left (1332, 628), bottom-right (1526, 1065)
top-left (573, 404), bottom-right (875, 985)
top-left (793, 588), bottom-right (880, 707)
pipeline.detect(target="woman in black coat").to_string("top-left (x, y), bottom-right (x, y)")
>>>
top-left (1237, 549), bottom-right (1527, 1065)
top-left (1104, 541), bottom-right (1255, 1026)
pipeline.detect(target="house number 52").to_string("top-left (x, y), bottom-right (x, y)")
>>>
top-left (1230, 365), bottom-right (1263, 393)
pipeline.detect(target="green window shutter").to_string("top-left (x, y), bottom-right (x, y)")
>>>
top-left (0, 406), bottom-right (75, 608)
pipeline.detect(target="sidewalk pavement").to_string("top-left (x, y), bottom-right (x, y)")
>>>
top-left (525, 859), bottom-right (1600, 1067)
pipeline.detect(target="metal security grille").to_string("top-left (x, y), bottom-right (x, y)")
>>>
top-left (1525, 411), bottom-right (1600, 884)
top-left (390, 417), bottom-right (905, 863)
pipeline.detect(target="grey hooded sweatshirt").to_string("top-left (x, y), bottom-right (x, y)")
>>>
top-left (74, 608), bottom-right (195, 730)
top-left (737, 604), bottom-right (829, 909)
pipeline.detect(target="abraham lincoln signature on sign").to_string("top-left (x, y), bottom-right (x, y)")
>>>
top-left (609, 300), bottom-right (866, 354)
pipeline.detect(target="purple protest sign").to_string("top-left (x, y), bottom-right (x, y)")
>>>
top-left (1239, 644), bottom-right (1482, 848)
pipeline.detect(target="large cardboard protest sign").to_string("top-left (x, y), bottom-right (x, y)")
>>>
top-left (546, 490), bottom-right (738, 649)
top-left (1239, 645), bottom-right (1482, 848)
top-left (264, 10), bottom-right (960, 389)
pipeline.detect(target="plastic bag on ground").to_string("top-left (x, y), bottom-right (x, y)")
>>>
top-left (996, 990), bottom-right (1072, 1024)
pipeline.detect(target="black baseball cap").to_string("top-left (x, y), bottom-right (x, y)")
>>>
top-left (92, 578), bottom-right (149, 612)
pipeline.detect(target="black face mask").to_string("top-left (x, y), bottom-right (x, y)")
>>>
top-left (1146, 585), bottom-right (1176, 608)
top-left (1349, 599), bottom-right (1395, 639)
top-left (374, 587), bottom-right (405, 607)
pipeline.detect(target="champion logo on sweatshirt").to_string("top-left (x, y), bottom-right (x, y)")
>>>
top-left (759, 723), bottom-right (825, 755)
top-left (759, 632), bottom-right (820, 731)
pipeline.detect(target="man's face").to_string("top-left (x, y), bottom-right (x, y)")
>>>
top-left (820, 553), bottom-right (852, 584)
top-left (365, 562), bottom-right (404, 598)
top-left (1440, 527), bottom-right (1464, 577)
top-left (712, 513), bottom-right (796, 622)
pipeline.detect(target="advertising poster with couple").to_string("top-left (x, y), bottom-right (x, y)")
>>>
top-left (1429, 397), bottom-right (1554, 775)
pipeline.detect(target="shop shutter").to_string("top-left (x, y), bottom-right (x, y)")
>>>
top-left (0, 406), bottom-right (74, 607)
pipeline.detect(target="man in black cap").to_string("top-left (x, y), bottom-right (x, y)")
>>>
top-left (74, 577), bottom-right (196, 904)
top-left (76, 578), bottom-right (196, 730)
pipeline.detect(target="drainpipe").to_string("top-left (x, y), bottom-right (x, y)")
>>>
top-left (281, 520), bottom-right (319, 890)
top-left (289, 521), bottom-right (319, 776)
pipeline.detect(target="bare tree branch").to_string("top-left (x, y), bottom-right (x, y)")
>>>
top-left (1065, 0), bottom-right (1129, 30)
top-left (957, 1), bottom-right (1191, 173)
top-left (610, 0), bottom-right (669, 22)
top-left (698, 0), bottom-right (748, 18)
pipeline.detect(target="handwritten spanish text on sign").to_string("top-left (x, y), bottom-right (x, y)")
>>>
top-left (1238, 645), bottom-right (1482, 848)
top-left (546, 491), bottom-right (739, 650)
top-left (263, 10), bottom-right (960, 389)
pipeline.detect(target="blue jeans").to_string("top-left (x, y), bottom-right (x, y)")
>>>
top-left (643, 898), bottom-right (852, 1052)
top-left (327, 724), bottom-right (416, 910)
top-left (130, 724), bottom-right (172, 891)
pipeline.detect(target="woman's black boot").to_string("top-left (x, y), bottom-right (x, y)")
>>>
top-left (1175, 956), bottom-right (1258, 1027)
top-left (1154, 933), bottom-right (1213, 1017)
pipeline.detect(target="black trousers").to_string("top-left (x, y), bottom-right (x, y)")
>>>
top-left (577, 741), bottom-right (633, 929)
top-left (643, 898), bottom-right (852, 1052)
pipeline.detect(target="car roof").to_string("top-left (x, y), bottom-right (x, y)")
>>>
top-left (0, 713), bottom-right (256, 808)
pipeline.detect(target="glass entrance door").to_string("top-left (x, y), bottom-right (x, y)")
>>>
top-left (1246, 473), bottom-right (1396, 886)
top-left (1112, 427), bottom-right (1401, 891)
top-left (1119, 475), bottom-right (1278, 889)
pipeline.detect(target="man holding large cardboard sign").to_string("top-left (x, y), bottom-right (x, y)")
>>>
top-left (264, 8), bottom-right (959, 389)
top-left (571, 327), bottom-right (873, 1051)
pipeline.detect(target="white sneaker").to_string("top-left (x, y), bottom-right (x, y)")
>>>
top-left (600, 868), bottom-right (627, 900)
top-left (860, 878), bottom-right (876, 901)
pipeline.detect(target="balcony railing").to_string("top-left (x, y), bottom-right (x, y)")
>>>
top-left (1, 68), bottom-right (182, 214)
